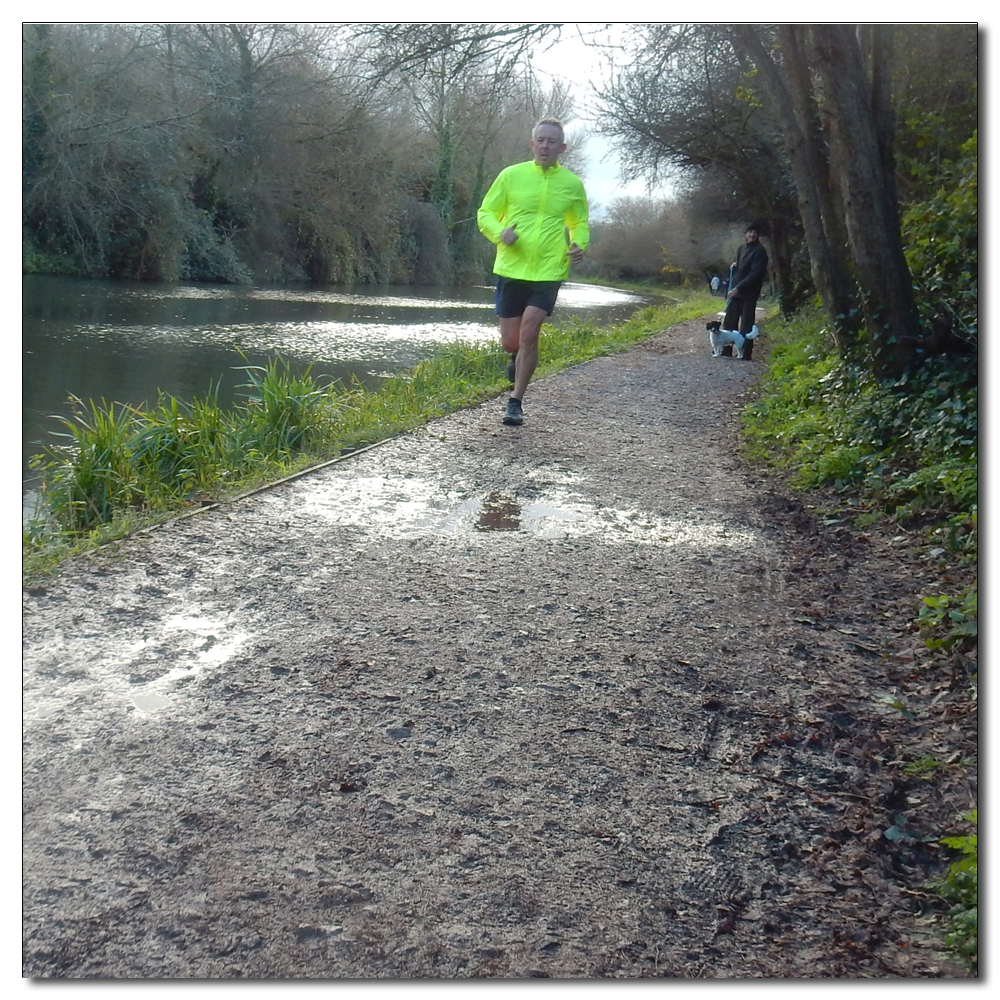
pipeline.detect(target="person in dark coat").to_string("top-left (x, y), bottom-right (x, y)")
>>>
top-left (722, 223), bottom-right (768, 359)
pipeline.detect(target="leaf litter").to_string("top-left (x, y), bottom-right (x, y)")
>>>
top-left (22, 317), bottom-right (975, 978)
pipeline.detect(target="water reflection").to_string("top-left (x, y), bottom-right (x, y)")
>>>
top-left (476, 491), bottom-right (522, 531)
top-left (23, 276), bottom-right (646, 511)
top-left (292, 474), bottom-right (759, 552)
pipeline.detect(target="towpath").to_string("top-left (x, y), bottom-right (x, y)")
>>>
top-left (22, 316), bottom-right (964, 978)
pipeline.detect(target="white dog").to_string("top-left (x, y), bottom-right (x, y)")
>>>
top-left (707, 320), bottom-right (759, 358)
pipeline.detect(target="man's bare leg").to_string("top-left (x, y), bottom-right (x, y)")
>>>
top-left (499, 316), bottom-right (521, 382)
top-left (510, 305), bottom-right (547, 400)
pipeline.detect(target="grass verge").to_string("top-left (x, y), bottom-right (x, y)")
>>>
top-left (740, 304), bottom-right (977, 971)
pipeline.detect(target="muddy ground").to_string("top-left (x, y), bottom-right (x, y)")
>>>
top-left (22, 316), bottom-right (976, 978)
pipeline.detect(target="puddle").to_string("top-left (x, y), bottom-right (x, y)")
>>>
top-left (296, 475), bottom-right (760, 550)
top-left (25, 701), bottom-right (67, 721)
top-left (131, 692), bottom-right (173, 713)
top-left (126, 618), bottom-right (250, 708)
top-left (25, 615), bottom-right (249, 723)
top-left (476, 492), bottom-right (523, 531)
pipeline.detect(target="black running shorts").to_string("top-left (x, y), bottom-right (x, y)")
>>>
top-left (494, 277), bottom-right (563, 319)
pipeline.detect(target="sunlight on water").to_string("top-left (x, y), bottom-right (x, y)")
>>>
top-left (556, 283), bottom-right (647, 306)
top-left (115, 281), bottom-right (644, 311)
top-left (249, 290), bottom-right (492, 310)
top-left (68, 320), bottom-right (498, 360)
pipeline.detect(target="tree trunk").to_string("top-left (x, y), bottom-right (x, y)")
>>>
top-left (807, 25), bottom-right (921, 379)
top-left (729, 25), bottom-right (859, 349)
top-left (779, 27), bottom-right (860, 341)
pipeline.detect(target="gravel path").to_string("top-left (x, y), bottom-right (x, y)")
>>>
top-left (22, 316), bottom-right (967, 978)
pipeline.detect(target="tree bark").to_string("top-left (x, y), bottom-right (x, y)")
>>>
top-left (728, 25), bottom-right (859, 349)
top-left (779, 27), bottom-right (859, 341)
top-left (807, 25), bottom-right (921, 379)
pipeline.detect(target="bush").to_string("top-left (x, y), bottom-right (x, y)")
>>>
top-left (902, 132), bottom-right (978, 348)
top-left (936, 810), bottom-right (978, 970)
top-left (742, 309), bottom-right (977, 520)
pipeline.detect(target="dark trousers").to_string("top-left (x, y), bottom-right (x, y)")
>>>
top-left (721, 296), bottom-right (758, 358)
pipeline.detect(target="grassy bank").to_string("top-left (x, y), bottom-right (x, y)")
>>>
top-left (24, 290), bottom-right (717, 578)
top-left (741, 305), bottom-right (977, 676)
top-left (740, 306), bottom-right (978, 972)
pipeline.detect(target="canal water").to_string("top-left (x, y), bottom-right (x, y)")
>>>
top-left (22, 275), bottom-right (646, 518)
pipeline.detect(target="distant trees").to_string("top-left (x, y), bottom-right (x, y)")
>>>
top-left (23, 23), bottom-right (366, 282)
top-left (21, 21), bottom-right (572, 286)
top-left (588, 196), bottom-right (697, 284)
top-left (23, 23), bottom-right (215, 281)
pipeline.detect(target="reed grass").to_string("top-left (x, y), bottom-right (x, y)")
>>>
top-left (24, 290), bottom-right (717, 577)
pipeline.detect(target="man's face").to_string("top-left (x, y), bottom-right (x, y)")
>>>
top-left (530, 124), bottom-right (566, 167)
top-left (745, 229), bottom-right (760, 243)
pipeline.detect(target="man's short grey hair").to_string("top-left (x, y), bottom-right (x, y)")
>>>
top-left (533, 118), bottom-right (565, 142)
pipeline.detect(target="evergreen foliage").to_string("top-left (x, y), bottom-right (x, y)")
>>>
top-left (742, 310), bottom-right (977, 519)
top-left (901, 132), bottom-right (978, 350)
top-left (936, 810), bottom-right (978, 971)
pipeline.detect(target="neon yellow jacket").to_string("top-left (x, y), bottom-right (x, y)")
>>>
top-left (477, 160), bottom-right (589, 282)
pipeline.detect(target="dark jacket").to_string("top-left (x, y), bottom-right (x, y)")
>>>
top-left (731, 240), bottom-right (768, 299)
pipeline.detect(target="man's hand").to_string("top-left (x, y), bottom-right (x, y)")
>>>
top-left (566, 243), bottom-right (584, 264)
top-left (500, 224), bottom-right (518, 245)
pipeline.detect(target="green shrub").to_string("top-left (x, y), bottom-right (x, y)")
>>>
top-left (936, 810), bottom-right (978, 970)
top-left (742, 310), bottom-right (977, 521)
top-left (29, 360), bottom-right (332, 538)
top-left (31, 397), bottom-right (146, 533)
top-left (915, 586), bottom-right (978, 654)
top-left (902, 132), bottom-right (978, 346)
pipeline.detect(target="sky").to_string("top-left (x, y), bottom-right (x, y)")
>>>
top-left (527, 23), bottom-right (672, 217)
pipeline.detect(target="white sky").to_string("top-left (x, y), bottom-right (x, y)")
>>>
top-left (527, 23), bottom-right (671, 217)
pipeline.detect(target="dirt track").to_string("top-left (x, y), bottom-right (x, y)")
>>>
top-left (22, 316), bottom-right (971, 978)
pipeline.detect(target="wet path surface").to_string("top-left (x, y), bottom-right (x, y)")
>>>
top-left (22, 317), bottom-right (958, 978)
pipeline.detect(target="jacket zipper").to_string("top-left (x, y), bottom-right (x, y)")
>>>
top-left (532, 169), bottom-right (550, 275)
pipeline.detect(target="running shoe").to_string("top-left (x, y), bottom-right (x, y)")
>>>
top-left (502, 397), bottom-right (523, 426)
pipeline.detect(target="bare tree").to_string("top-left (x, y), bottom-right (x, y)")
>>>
top-left (596, 24), bottom-right (807, 312)
top-left (345, 22), bottom-right (565, 81)
top-left (349, 23), bottom-right (578, 282)
top-left (727, 25), bottom-right (859, 351)
top-left (590, 196), bottom-right (695, 282)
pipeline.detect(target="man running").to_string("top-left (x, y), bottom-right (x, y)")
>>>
top-left (477, 118), bottom-right (590, 425)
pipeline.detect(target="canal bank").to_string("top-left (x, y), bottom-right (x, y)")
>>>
top-left (22, 277), bottom-right (648, 526)
top-left (23, 315), bottom-right (966, 978)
